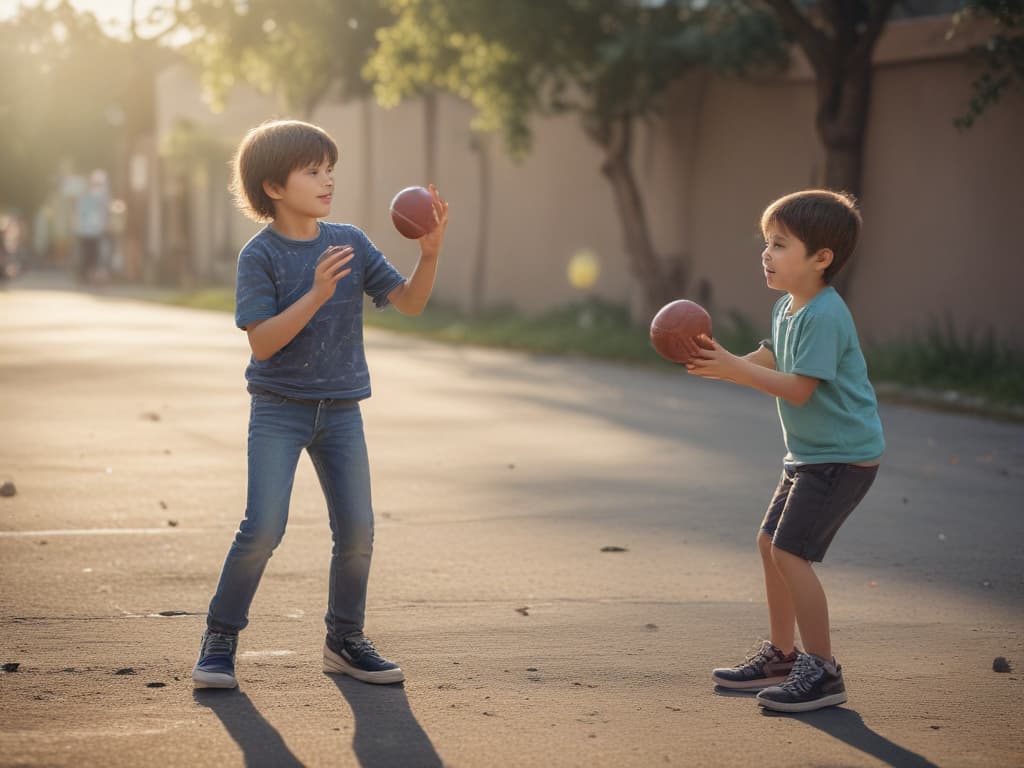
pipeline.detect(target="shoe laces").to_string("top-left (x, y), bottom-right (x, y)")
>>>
top-left (742, 641), bottom-right (777, 668)
top-left (346, 635), bottom-right (380, 659)
top-left (204, 632), bottom-right (237, 658)
top-left (780, 654), bottom-right (824, 695)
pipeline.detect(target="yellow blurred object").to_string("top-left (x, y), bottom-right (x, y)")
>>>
top-left (567, 249), bottom-right (599, 290)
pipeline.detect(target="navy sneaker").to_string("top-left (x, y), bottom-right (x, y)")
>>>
top-left (323, 633), bottom-right (404, 684)
top-left (192, 630), bottom-right (238, 689)
top-left (757, 652), bottom-right (847, 712)
top-left (712, 640), bottom-right (799, 690)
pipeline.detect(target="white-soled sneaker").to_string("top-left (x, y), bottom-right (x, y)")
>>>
top-left (712, 640), bottom-right (798, 691)
top-left (756, 653), bottom-right (848, 712)
top-left (323, 633), bottom-right (404, 684)
top-left (192, 630), bottom-right (239, 689)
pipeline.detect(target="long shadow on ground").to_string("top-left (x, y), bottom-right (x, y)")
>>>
top-left (330, 675), bottom-right (443, 768)
top-left (193, 689), bottom-right (303, 767)
top-left (762, 706), bottom-right (939, 767)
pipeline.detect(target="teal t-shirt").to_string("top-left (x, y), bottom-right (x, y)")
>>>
top-left (771, 287), bottom-right (884, 464)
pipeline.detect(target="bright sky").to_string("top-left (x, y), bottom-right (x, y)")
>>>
top-left (0, 0), bottom-right (173, 39)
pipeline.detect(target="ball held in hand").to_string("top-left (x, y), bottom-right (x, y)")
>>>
top-left (389, 186), bottom-right (438, 239)
top-left (649, 299), bottom-right (713, 363)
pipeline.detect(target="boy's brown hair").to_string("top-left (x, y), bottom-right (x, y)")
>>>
top-left (230, 120), bottom-right (339, 222)
top-left (760, 190), bottom-right (862, 284)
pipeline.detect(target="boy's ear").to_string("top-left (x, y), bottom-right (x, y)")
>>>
top-left (812, 248), bottom-right (834, 274)
top-left (262, 179), bottom-right (284, 201)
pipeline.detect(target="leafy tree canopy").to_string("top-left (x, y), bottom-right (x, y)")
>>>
top-left (951, 0), bottom-right (1024, 128)
top-left (176, 0), bottom-right (393, 117)
top-left (368, 0), bottom-right (786, 157)
top-left (0, 1), bottom-right (165, 215)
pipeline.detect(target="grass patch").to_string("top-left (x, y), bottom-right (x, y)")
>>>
top-left (366, 298), bottom-right (660, 363)
top-left (156, 288), bottom-right (1024, 410)
top-left (866, 322), bottom-right (1024, 408)
top-left (162, 288), bottom-right (238, 312)
top-left (364, 297), bottom-right (766, 366)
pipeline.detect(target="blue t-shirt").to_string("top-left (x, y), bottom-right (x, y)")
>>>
top-left (234, 222), bottom-right (405, 400)
top-left (771, 287), bottom-right (885, 464)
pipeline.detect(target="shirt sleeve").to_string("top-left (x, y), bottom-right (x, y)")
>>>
top-left (790, 309), bottom-right (842, 382)
top-left (234, 247), bottom-right (278, 330)
top-left (357, 229), bottom-right (406, 308)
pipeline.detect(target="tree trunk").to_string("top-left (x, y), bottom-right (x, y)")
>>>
top-left (815, 56), bottom-right (872, 298)
top-left (424, 91), bottom-right (438, 185)
top-left (360, 98), bottom-right (374, 229)
top-left (762, 0), bottom-right (899, 301)
top-left (594, 115), bottom-right (684, 320)
top-left (469, 131), bottom-right (491, 317)
top-left (816, 55), bottom-right (871, 197)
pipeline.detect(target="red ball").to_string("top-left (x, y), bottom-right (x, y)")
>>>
top-left (649, 299), bottom-right (712, 364)
top-left (389, 186), bottom-right (438, 239)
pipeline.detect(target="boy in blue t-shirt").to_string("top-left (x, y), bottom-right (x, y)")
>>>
top-left (193, 119), bottom-right (449, 689)
top-left (684, 190), bottom-right (883, 713)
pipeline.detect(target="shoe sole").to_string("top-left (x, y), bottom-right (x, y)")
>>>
top-left (322, 643), bottom-right (405, 684)
top-left (192, 665), bottom-right (238, 689)
top-left (756, 691), bottom-right (847, 712)
top-left (711, 673), bottom-right (789, 691)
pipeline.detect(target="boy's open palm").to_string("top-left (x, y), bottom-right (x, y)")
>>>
top-left (313, 246), bottom-right (355, 303)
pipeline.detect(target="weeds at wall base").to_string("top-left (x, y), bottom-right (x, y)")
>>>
top-left (160, 290), bottom-right (1024, 417)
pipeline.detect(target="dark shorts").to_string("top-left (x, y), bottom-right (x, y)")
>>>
top-left (761, 462), bottom-right (879, 562)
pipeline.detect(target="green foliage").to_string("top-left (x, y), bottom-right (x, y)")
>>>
top-left (365, 296), bottom-right (655, 361)
top-left (176, 0), bottom-right (393, 117)
top-left (368, 0), bottom-right (786, 156)
top-left (866, 320), bottom-right (1024, 405)
top-left (362, 296), bottom-right (774, 366)
top-left (161, 118), bottom-right (233, 164)
top-left (952, 0), bottom-right (1024, 129)
top-left (0, 2), bottom-right (164, 215)
top-left (156, 287), bottom-right (1024, 406)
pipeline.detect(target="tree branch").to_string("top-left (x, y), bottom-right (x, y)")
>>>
top-left (761, 0), bottom-right (830, 74)
top-left (853, 0), bottom-right (899, 64)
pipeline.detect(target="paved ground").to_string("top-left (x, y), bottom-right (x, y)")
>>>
top-left (1, 281), bottom-right (1022, 767)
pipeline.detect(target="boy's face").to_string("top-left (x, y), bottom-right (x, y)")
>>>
top-left (265, 156), bottom-right (335, 221)
top-left (761, 223), bottom-right (830, 295)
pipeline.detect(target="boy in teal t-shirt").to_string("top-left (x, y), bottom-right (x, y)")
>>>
top-left (683, 189), bottom-right (884, 713)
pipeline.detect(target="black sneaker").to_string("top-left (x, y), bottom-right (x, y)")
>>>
top-left (756, 652), bottom-right (847, 712)
top-left (712, 640), bottom-right (799, 690)
top-left (323, 633), bottom-right (404, 684)
top-left (192, 630), bottom-right (239, 689)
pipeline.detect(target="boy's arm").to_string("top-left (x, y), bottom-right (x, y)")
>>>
top-left (386, 185), bottom-right (449, 316)
top-left (245, 247), bottom-right (354, 361)
top-left (687, 337), bottom-right (818, 406)
top-left (386, 249), bottom-right (439, 316)
top-left (744, 342), bottom-right (776, 370)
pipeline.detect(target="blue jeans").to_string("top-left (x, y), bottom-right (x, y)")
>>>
top-left (207, 393), bottom-right (374, 639)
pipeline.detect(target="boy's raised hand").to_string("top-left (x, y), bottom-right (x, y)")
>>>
top-left (313, 245), bottom-right (355, 303)
top-left (418, 184), bottom-right (449, 258)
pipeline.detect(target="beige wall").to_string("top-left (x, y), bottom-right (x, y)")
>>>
top-left (154, 16), bottom-right (1024, 346)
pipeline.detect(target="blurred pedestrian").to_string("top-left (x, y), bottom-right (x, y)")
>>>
top-left (0, 212), bottom-right (26, 282)
top-left (74, 170), bottom-right (110, 284)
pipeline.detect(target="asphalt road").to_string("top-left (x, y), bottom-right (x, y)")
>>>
top-left (1, 283), bottom-right (1022, 767)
